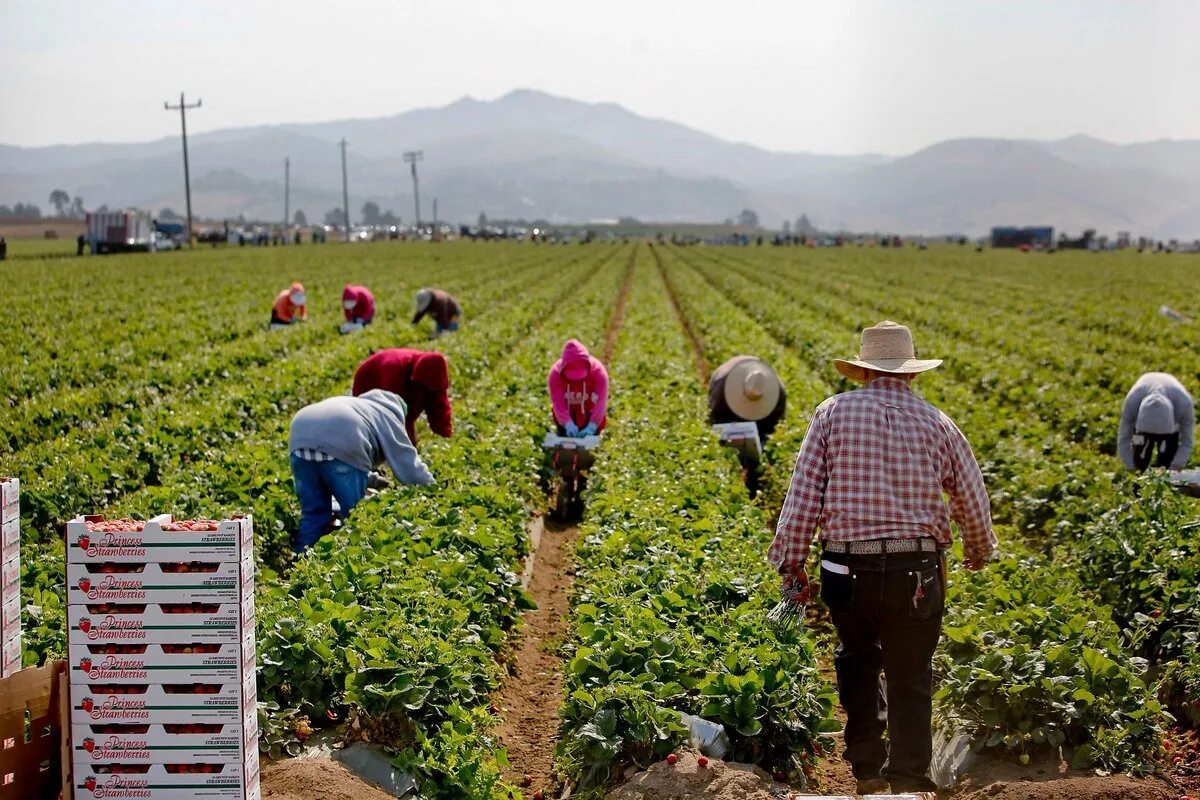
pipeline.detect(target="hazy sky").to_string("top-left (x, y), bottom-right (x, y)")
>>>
top-left (2, 0), bottom-right (1196, 155)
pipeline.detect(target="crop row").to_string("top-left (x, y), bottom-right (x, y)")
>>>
top-left (556, 249), bottom-right (836, 794)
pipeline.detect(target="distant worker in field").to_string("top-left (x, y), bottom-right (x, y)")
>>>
top-left (412, 287), bottom-right (462, 337)
top-left (288, 389), bottom-right (433, 552)
top-left (709, 355), bottom-right (786, 494)
top-left (270, 282), bottom-right (308, 328)
top-left (341, 284), bottom-right (375, 331)
top-left (770, 320), bottom-right (996, 796)
top-left (0, 237), bottom-right (7, 260)
top-left (352, 348), bottom-right (453, 447)
top-left (548, 339), bottom-right (608, 438)
top-left (709, 355), bottom-right (786, 445)
top-left (1118, 372), bottom-right (1194, 472)
top-left (76, 234), bottom-right (86, 256)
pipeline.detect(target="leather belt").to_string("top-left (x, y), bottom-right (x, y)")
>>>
top-left (823, 538), bottom-right (938, 555)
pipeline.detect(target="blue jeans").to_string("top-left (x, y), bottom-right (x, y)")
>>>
top-left (290, 454), bottom-right (368, 552)
top-left (436, 320), bottom-right (459, 334)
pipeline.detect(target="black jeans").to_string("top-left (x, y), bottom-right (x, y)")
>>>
top-left (1133, 432), bottom-right (1178, 471)
top-left (820, 547), bottom-right (944, 792)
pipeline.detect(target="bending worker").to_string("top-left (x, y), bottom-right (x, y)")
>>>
top-left (352, 348), bottom-right (453, 447)
top-left (413, 287), bottom-right (462, 337)
top-left (709, 355), bottom-right (786, 443)
top-left (288, 389), bottom-right (432, 552)
top-left (1118, 371), bottom-right (1194, 471)
top-left (270, 282), bottom-right (308, 327)
top-left (770, 321), bottom-right (996, 795)
top-left (342, 284), bottom-right (376, 326)
top-left (548, 339), bottom-right (608, 437)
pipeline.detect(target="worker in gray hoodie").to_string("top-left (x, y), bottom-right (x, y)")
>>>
top-left (288, 389), bottom-right (433, 552)
top-left (1118, 372), bottom-right (1194, 472)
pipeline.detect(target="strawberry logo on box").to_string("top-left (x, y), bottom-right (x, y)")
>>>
top-left (83, 776), bottom-right (97, 792)
top-left (79, 657), bottom-right (93, 673)
top-left (78, 577), bottom-right (92, 593)
top-left (82, 736), bottom-right (95, 753)
top-left (77, 535), bottom-right (91, 551)
top-left (81, 697), bottom-right (94, 712)
top-left (79, 618), bottom-right (92, 633)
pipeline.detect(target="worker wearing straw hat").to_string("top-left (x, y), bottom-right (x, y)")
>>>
top-left (769, 321), bottom-right (997, 796)
top-left (412, 287), bottom-right (462, 338)
top-left (708, 355), bottom-right (786, 443)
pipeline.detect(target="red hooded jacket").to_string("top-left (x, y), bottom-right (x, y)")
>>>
top-left (548, 339), bottom-right (608, 430)
top-left (342, 285), bottom-right (375, 323)
top-left (352, 348), bottom-right (452, 446)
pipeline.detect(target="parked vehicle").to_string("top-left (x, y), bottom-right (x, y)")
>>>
top-left (85, 210), bottom-right (154, 254)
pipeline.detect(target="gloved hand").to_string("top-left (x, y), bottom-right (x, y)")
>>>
top-left (564, 421), bottom-right (580, 438)
top-left (580, 422), bottom-right (597, 437)
top-left (367, 471), bottom-right (392, 490)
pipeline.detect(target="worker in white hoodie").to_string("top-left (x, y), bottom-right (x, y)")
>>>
top-left (288, 389), bottom-right (433, 552)
top-left (1118, 372), bottom-right (1195, 472)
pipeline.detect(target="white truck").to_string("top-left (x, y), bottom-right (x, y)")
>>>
top-left (85, 209), bottom-right (154, 254)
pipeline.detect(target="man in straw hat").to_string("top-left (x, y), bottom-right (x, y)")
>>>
top-left (412, 287), bottom-right (462, 338)
top-left (769, 320), bottom-right (997, 795)
top-left (709, 355), bottom-right (786, 492)
top-left (1117, 372), bottom-right (1194, 472)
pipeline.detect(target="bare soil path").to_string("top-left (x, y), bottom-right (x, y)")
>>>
top-left (494, 519), bottom-right (580, 794)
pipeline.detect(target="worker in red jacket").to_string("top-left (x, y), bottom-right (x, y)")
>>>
top-left (352, 348), bottom-right (453, 447)
top-left (342, 284), bottom-right (375, 325)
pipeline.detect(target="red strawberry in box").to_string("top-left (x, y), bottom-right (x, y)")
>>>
top-left (78, 535), bottom-right (92, 551)
top-left (79, 657), bottom-right (93, 673)
top-left (81, 697), bottom-right (95, 712)
top-left (78, 577), bottom-right (92, 593)
top-left (78, 618), bottom-right (92, 633)
top-left (83, 776), bottom-right (97, 792)
top-left (82, 736), bottom-right (95, 753)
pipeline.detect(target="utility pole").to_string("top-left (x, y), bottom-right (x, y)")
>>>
top-left (164, 92), bottom-right (201, 247)
top-left (432, 197), bottom-right (437, 228)
top-left (404, 150), bottom-right (423, 231)
top-left (283, 157), bottom-right (290, 230)
top-left (339, 139), bottom-right (350, 242)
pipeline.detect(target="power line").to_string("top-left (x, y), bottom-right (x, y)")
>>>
top-left (340, 139), bottom-right (350, 242)
top-left (163, 92), bottom-right (201, 247)
top-left (404, 151), bottom-right (423, 231)
top-left (283, 157), bottom-right (290, 230)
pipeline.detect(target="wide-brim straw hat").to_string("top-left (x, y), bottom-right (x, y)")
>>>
top-left (724, 358), bottom-right (782, 421)
top-left (834, 320), bottom-right (942, 383)
top-left (414, 288), bottom-right (433, 314)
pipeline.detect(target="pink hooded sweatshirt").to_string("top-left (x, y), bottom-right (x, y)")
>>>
top-left (548, 339), bottom-right (608, 430)
top-left (342, 284), bottom-right (376, 323)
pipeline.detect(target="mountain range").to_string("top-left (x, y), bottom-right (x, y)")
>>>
top-left (2, 89), bottom-right (1198, 237)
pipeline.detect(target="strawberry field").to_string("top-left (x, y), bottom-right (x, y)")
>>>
top-left (3, 240), bottom-right (1199, 798)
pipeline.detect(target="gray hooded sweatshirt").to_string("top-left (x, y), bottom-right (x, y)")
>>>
top-left (1118, 372), bottom-right (1194, 470)
top-left (289, 389), bottom-right (434, 485)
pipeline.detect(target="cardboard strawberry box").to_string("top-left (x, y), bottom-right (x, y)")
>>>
top-left (68, 599), bottom-right (255, 645)
top-left (1, 633), bottom-right (20, 677)
top-left (67, 555), bottom-right (254, 604)
top-left (0, 518), bottom-right (16, 565)
top-left (72, 722), bottom-right (252, 765)
top-left (71, 673), bottom-right (257, 725)
top-left (1, 552), bottom-right (19, 594)
top-left (67, 515), bottom-right (254, 564)
top-left (1, 594), bottom-right (18, 644)
top-left (0, 478), bottom-right (17, 522)
top-left (73, 747), bottom-right (260, 799)
top-left (69, 634), bottom-right (256, 685)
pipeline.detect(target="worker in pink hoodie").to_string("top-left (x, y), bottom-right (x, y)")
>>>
top-left (342, 284), bottom-right (375, 325)
top-left (548, 339), bottom-right (608, 437)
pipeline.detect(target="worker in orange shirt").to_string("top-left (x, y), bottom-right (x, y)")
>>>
top-left (271, 282), bottom-right (308, 328)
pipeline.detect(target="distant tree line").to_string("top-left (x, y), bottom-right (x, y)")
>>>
top-left (0, 203), bottom-right (43, 219)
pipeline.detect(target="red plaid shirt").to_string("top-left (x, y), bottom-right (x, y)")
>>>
top-left (769, 377), bottom-right (997, 572)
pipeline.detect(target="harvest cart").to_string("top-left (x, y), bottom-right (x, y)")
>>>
top-left (543, 432), bottom-right (601, 522)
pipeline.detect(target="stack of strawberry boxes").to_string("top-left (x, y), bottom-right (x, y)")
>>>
top-left (66, 514), bottom-right (259, 800)
top-left (1, 478), bottom-right (20, 678)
